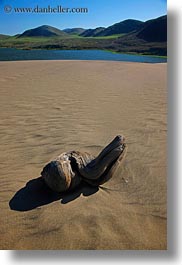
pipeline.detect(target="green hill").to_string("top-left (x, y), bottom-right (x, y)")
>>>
top-left (0, 34), bottom-right (10, 39)
top-left (136, 15), bottom-right (167, 42)
top-left (111, 15), bottom-right (167, 56)
top-left (18, 25), bottom-right (68, 38)
top-left (0, 15), bottom-right (167, 56)
top-left (63, 28), bottom-right (86, 35)
top-left (80, 27), bottom-right (105, 37)
top-left (97, 19), bottom-right (144, 36)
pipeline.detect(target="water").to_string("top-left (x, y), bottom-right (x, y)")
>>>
top-left (0, 48), bottom-right (167, 63)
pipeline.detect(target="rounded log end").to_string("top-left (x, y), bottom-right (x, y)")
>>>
top-left (41, 160), bottom-right (71, 193)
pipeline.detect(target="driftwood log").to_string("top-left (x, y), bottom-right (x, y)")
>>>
top-left (41, 135), bottom-right (126, 192)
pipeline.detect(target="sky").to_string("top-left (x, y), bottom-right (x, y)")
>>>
top-left (0, 0), bottom-right (167, 35)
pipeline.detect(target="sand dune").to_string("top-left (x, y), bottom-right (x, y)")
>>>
top-left (0, 60), bottom-right (167, 249)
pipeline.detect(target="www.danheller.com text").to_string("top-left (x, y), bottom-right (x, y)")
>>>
top-left (3, 4), bottom-right (89, 14)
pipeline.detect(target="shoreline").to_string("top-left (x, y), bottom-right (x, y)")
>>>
top-left (0, 60), bottom-right (167, 66)
top-left (0, 47), bottom-right (167, 61)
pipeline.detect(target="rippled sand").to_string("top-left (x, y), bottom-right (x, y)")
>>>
top-left (0, 60), bottom-right (167, 249)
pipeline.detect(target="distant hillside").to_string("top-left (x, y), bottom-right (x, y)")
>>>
top-left (0, 15), bottom-right (167, 56)
top-left (97, 19), bottom-right (144, 36)
top-left (14, 34), bottom-right (21, 38)
top-left (0, 34), bottom-right (10, 39)
top-left (63, 28), bottom-right (86, 35)
top-left (111, 15), bottom-right (167, 56)
top-left (18, 25), bottom-right (68, 38)
top-left (80, 27), bottom-right (105, 37)
top-left (137, 15), bottom-right (167, 42)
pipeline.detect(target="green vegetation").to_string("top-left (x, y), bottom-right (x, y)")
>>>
top-left (86, 34), bottom-right (125, 39)
top-left (0, 15), bottom-right (167, 56)
top-left (97, 19), bottom-right (144, 37)
top-left (104, 49), bottom-right (167, 58)
top-left (0, 35), bottom-right (111, 50)
top-left (19, 25), bottom-right (68, 38)
top-left (63, 28), bottom-right (86, 35)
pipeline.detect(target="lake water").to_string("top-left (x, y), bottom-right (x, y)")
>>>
top-left (0, 48), bottom-right (167, 63)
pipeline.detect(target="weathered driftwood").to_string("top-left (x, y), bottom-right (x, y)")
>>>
top-left (41, 135), bottom-right (126, 192)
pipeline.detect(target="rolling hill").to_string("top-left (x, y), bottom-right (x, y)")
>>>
top-left (18, 25), bottom-right (68, 38)
top-left (80, 27), bottom-right (105, 37)
top-left (0, 34), bottom-right (10, 39)
top-left (63, 28), bottom-right (86, 35)
top-left (0, 15), bottom-right (167, 56)
top-left (111, 15), bottom-right (167, 55)
top-left (136, 15), bottom-right (167, 42)
top-left (97, 19), bottom-right (144, 36)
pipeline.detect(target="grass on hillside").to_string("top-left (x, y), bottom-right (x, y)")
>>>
top-left (86, 34), bottom-right (125, 39)
top-left (0, 34), bottom-right (167, 56)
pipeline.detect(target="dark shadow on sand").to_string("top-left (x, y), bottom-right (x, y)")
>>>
top-left (9, 177), bottom-right (99, 212)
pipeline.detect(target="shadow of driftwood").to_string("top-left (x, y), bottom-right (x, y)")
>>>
top-left (9, 177), bottom-right (99, 212)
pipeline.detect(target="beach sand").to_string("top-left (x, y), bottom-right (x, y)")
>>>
top-left (0, 60), bottom-right (167, 250)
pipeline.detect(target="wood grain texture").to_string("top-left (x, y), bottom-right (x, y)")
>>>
top-left (41, 135), bottom-right (126, 192)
